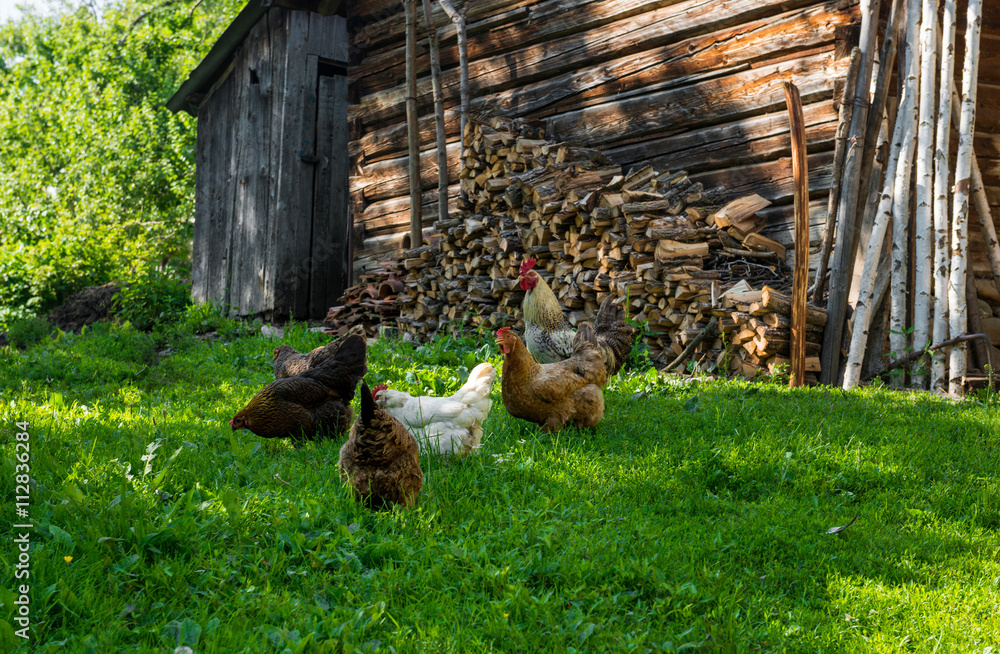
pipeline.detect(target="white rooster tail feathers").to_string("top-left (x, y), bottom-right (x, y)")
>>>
top-left (457, 362), bottom-right (496, 398)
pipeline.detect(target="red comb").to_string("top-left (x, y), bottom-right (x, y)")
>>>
top-left (519, 258), bottom-right (537, 275)
top-left (496, 327), bottom-right (511, 337)
top-left (372, 383), bottom-right (388, 398)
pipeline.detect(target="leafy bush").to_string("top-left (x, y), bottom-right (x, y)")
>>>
top-left (4, 315), bottom-right (51, 348)
top-left (113, 269), bottom-right (192, 331)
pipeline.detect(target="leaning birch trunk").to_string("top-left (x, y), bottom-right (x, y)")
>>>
top-left (820, 0), bottom-right (882, 385)
top-left (438, 0), bottom-right (469, 169)
top-left (911, 0), bottom-right (938, 389)
top-left (888, 0), bottom-right (922, 386)
top-left (931, 0), bottom-right (957, 392)
top-left (948, 0), bottom-right (983, 395)
top-left (404, 0), bottom-right (422, 247)
top-left (421, 0), bottom-right (448, 221)
top-left (812, 48), bottom-right (861, 306)
top-left (843, 74), bottom-right (918, 388)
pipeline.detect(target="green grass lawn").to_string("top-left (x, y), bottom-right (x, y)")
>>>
top-left (2, 310), bottom-right (1000, 653)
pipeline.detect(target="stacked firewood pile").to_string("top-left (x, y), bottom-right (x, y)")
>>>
top-left (394, 116), bottom-right (827, 378)
top-left (323, 263), bottom-right (405, 337)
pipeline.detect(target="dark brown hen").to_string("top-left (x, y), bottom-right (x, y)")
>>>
top-left (231, 332), bottom-right (367, 441)
top-left (273, 325), bottom-right (368, 379)
top-left (339, 380), bottom-right (423, 509)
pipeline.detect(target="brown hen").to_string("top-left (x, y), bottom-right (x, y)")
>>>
top-left (230, 332), bottom-right (367, 441)
top-left (339, 380), bottom-right (424, 509)
top-left (273, 325), bottom-right (367, 378)
top-left (497, 323), bottom-right (606, 432)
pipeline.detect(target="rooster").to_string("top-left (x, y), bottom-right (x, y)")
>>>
top-left (372, 362), bottom-right (495, 456)
top-left (230, 331), bottom-right (367, 441)
top-left (339, 380), bottom-right (424, 509)
top-left (273, 325), bottom-right (367, 378)
top-left (517, 257), bottom-right (635, 377)
top-left (496, 324), bottom-right (606, 432)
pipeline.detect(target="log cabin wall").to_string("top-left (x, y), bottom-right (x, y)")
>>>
top-left (967, 7), bottom-right (1000, 348)
top-left (346, 0), bottom-right (861, 278)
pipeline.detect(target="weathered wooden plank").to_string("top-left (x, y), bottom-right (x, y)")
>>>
top-left (208, 70), bottom-right (237, 310)
top-left (191, 87), bottom-right (215, 304)
top-left (307, 13), bottom-right (349, 63)
top-left (607, 101), bottom-right (838, 174)
top-left (350, 141), bottom-right (463, 205)
top-left (350, 0), bottom-right (835, 127)
top-left (546, 51), bottom-right (844, 148)
top-left (231, 17), bottom-right (274, 317)
top-left (356, 183), bottom-right (461, 237)
top-left (690, 150), bottom-right (835, 206)
top-left (351, 0), bottom-right (534, 52)
top-left (310, 73), bottom-right (350, 318)
top-left (757, 200), bottom-right (829, 249)
top-left (262, 7), bottom-right (290, 316)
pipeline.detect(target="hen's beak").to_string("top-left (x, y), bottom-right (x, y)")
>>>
top-left (229, 418), bottom-right (238, 431)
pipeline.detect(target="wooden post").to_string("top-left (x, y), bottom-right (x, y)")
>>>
top-left (820, 0), bottom-right (882, 385)
top-left (421, 0), bottom-right (448, 222)
top-left (812, 48), bottom-right (861, 307)
top-left (784, 81), bottom-right (809, 388)
top-left (404, 0), bottom-right (422, 248)
top-left (949, 0), bottom-right (983, 395)
top-left (911, 0), bottom-right (939, 389)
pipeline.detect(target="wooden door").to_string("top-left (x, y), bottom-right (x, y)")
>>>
top-left (307, 62), bottom-right (349, 319)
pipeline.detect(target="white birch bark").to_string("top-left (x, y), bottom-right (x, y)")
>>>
top-left (911, 0), bottom-right (937, 388)
top-left (931, 0), bottom-right (957, 392)
top-left (948, 0), bottom-right (983, 395)
top-left (889, 0), bottom-right (921, 386)
top-left (843, 99), bottom-right (917, 388)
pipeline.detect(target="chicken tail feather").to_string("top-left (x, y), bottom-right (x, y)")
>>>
top-left (360, 380), bottom-right (375, 427)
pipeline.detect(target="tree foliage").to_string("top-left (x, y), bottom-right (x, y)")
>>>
top-left (0, 0), bottom-right (242, 326)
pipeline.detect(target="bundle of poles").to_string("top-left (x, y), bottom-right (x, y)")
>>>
top-left (819, 0), bottom-right (986, 393)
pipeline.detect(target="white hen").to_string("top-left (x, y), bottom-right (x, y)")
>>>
top-left (372, 362), bottom-right (495, 456)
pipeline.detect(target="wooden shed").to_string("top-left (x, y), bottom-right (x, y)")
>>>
top-left (168, 0), bottom-right (350, 320)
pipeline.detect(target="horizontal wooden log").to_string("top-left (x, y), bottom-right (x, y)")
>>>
top-left (546, 51), bottom-right (845, 148)
top-left (606, 100), bottom-right (838, 175)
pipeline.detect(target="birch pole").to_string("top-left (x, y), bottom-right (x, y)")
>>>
top-left (888, 0), bottom-right (921, 386)
top-left (438, 0), bottom-right (469, 169)
top-left (421, 0), bottom-right (449, 221)
top-left (820, 0), bottom-right (882, 385)
top-left (404, 0), bottom-right (422, 248)
top-left (911, 0), bottom-right (937, 389)
top-left (931, 0), bottom-right (957, 392)
top-left (843, 69), bottom-right (919, 388)
top-left (948, 0), bottom-right (983, 395)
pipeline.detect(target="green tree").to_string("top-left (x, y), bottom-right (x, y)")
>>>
top-left (0, 0), bottom-right (242, 326)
